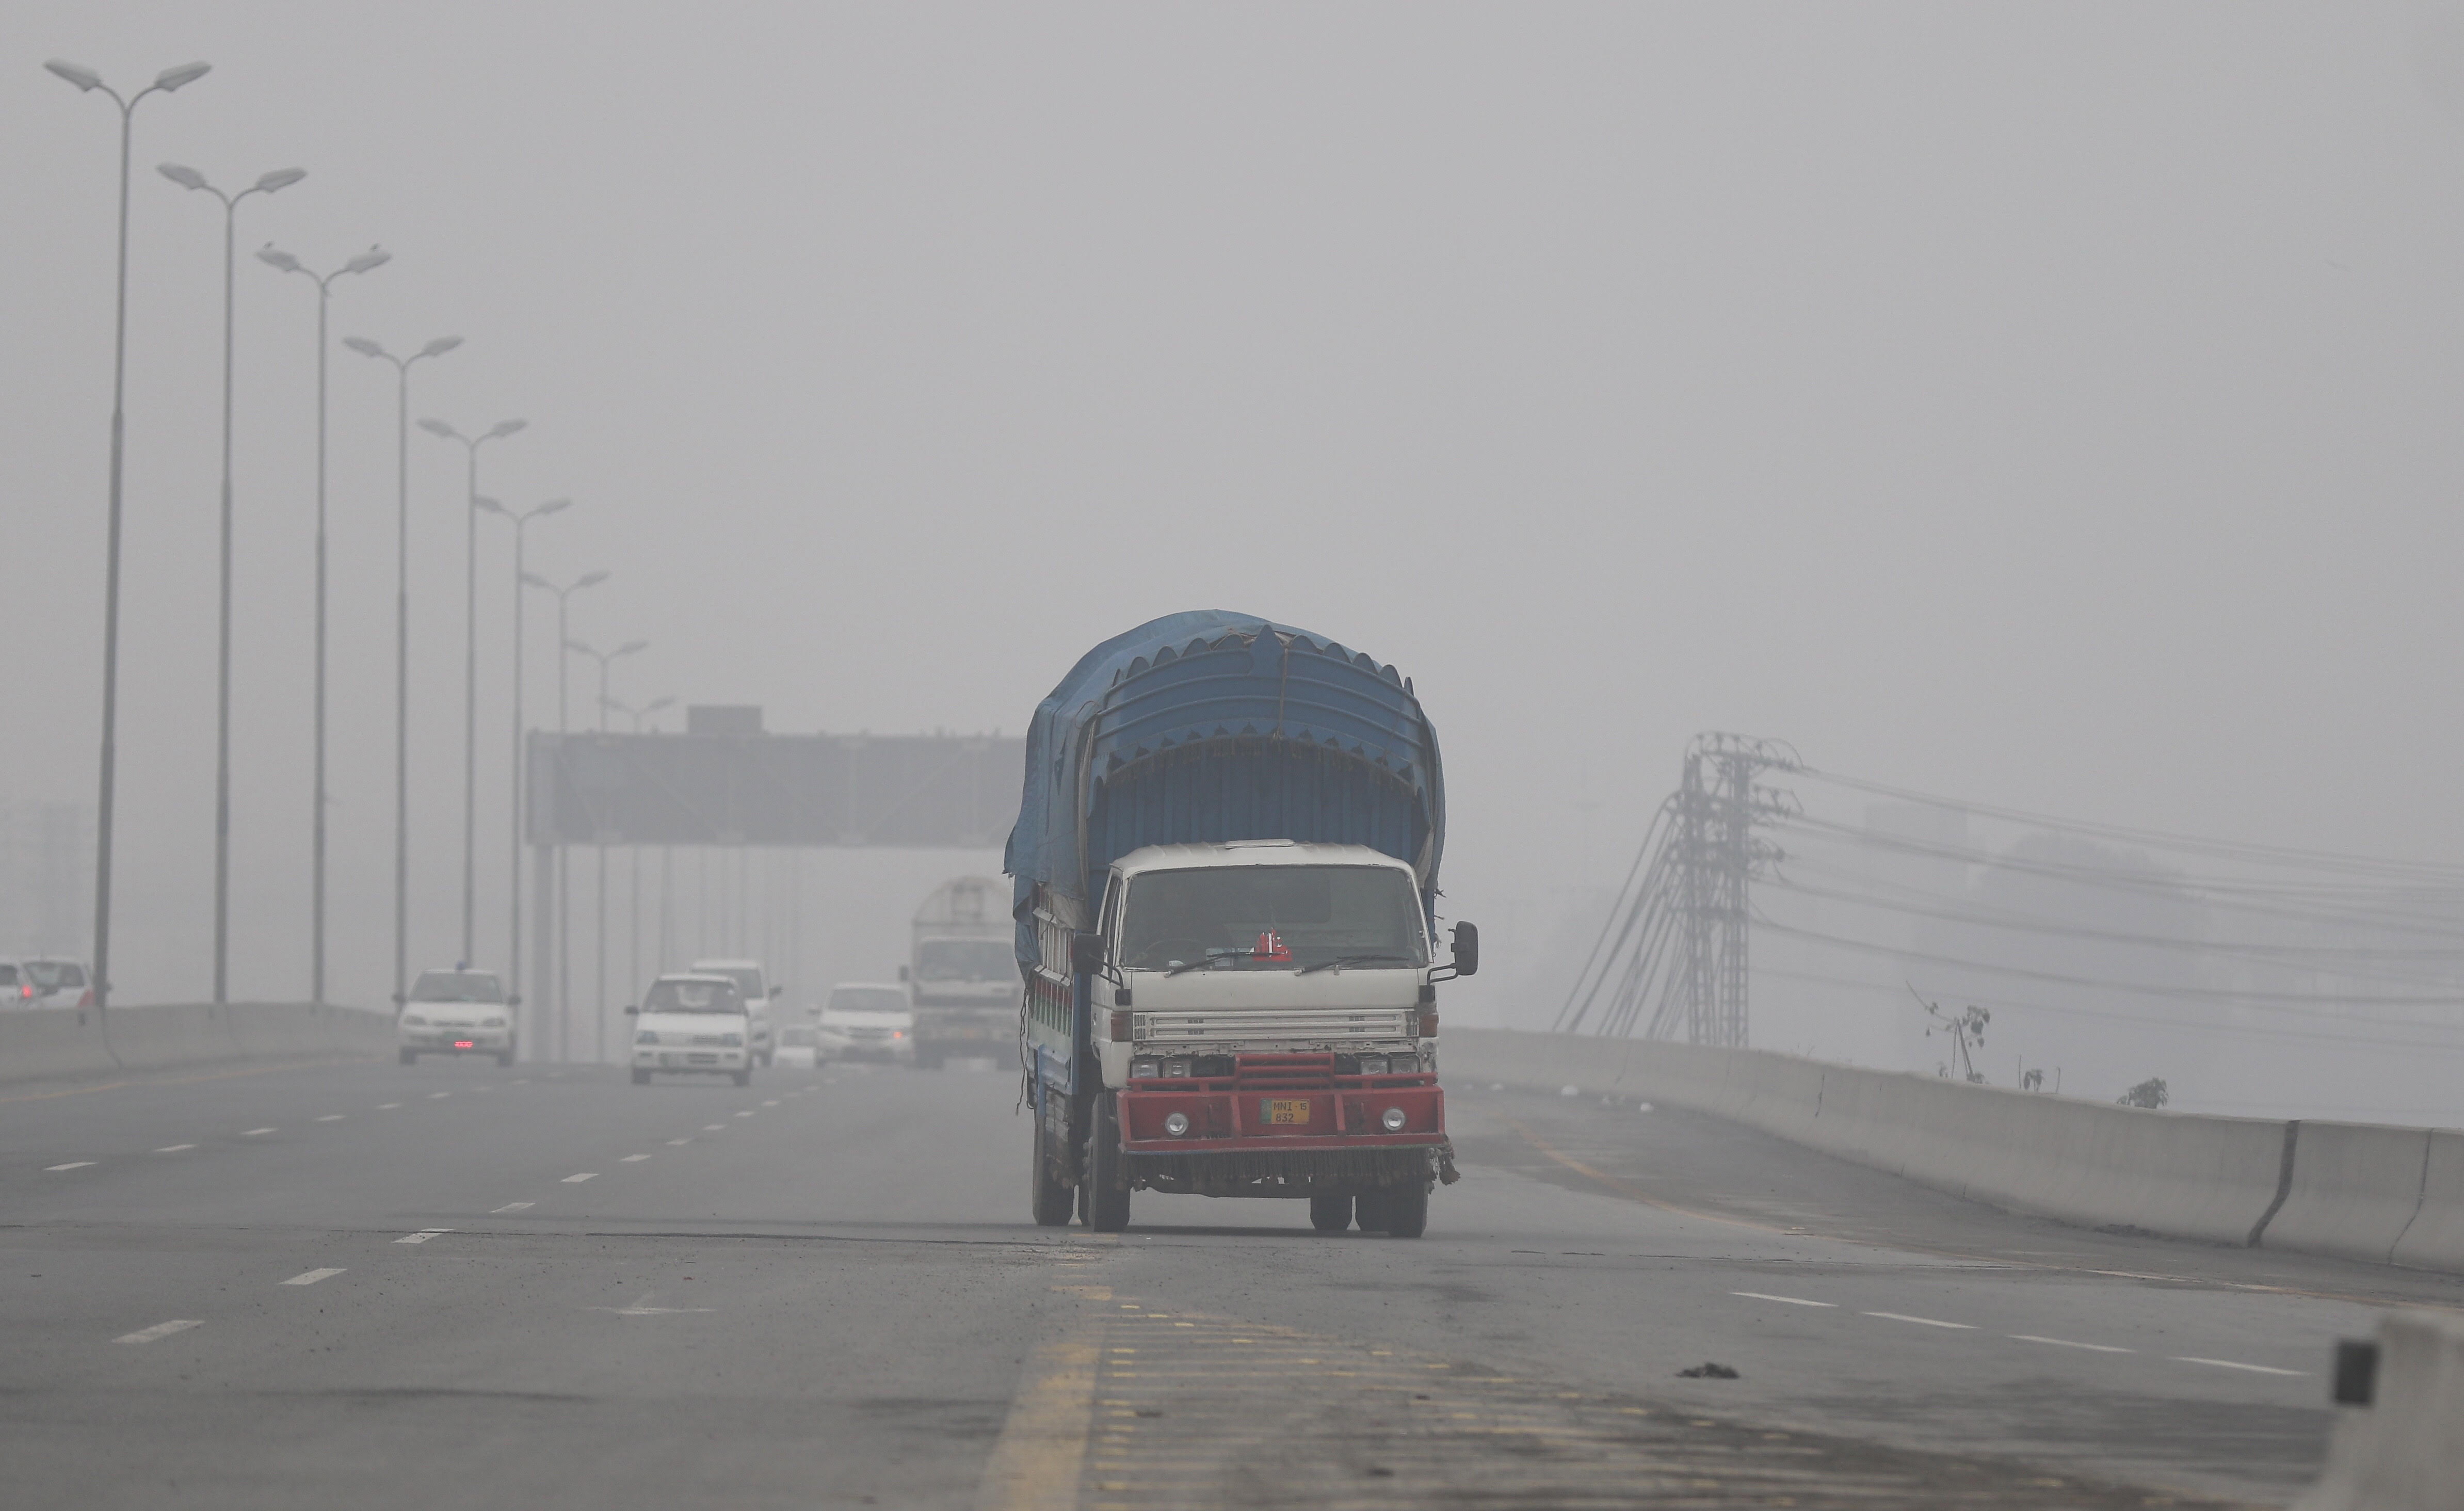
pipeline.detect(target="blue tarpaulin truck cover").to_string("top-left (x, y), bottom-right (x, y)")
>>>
top-left (1003, 612), bottom-right (1445, 962)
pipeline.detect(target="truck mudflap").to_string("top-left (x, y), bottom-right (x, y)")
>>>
top-left (1113, 1052), bottom-right (1459, 1198)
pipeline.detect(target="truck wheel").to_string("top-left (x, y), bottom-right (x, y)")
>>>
top-left (1382, 1185), bottom-right (1430, 1239)
top-left (1085, 1091), bottom-right (1131, 1233)
top-left (1309, 1195), bottom-right (1352, 1232)
top-left (631, 1068), bottom-right (651, 1086)
top-left (1030, 1115), bottom-right (1073, 1227)
top-left (1353, 1191), bottom-right (1389, 1232)
top-left (398, 1049), bottom-right (416, 1066)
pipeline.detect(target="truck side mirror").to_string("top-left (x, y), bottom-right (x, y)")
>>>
top-left (1070, 932), bottom-right (1107, 976)
top-left (898, 965), bottom-right (910, 983)
top-left (1451, 921), bottom-right (1479, 978)
top-left (506, 993), bottom-right (522, 1007)
top-left (623, 1005), bottom-right (639, 1016)
top-left (769, 985), bottom-right (785, 998)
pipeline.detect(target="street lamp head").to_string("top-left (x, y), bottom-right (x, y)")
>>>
top-left (646, 697), bottom-right (677, 714)
top-left (473, 496), bottom-right (507, 517)
top-left (44, 59), bottom-right (104, 92)
top-left (344, 246), bottom-right (391, 275)
top-left (565, 638), bottom-right (597, 656)
top-left (520, 571), bottom-right (554, 591)
top-left (616, 640), bottom-right (649, 658)
top-left (342, 336), bottom-right (386, 358)
top-left (255, 245), bottom-right (303, 273)
top-left (488, 419), bottom-right (528, 440)
top-left (533, 498), bottom-right (573, 518)
top-left (154, 61), bottom-right (213, 92)
top-left (157, 163), bottom-right (209, 191)
top-left (575, 570), bottom-right (610, 590)
top-left (255, 167), bottom-right (307, 194)
top-left (417, 418), bottom-right (459, 439)
top-left (420, 335), bottom-right (464, 358)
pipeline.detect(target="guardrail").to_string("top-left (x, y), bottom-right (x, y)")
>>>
top-left (1448, 1028), bottom-right (2464, 1276)
top-left (0, 1002), bottom-right (392, 1088)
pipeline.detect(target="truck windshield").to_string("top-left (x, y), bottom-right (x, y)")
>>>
top-left (643, 979), bottom-right (743, 1014)
top-left (1119, 865), bottom-right (1428, 972)
top-left (408, 971), bottom-right (505, 1003)
top-left (916, 940), bottom-right (1014, 981)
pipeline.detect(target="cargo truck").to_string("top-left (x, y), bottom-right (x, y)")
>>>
top-left (907, 877), bottom-right (1017, 1068)
top-left (1006, 613), bottom-right (1474, 1237)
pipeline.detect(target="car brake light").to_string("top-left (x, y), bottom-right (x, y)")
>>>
top-left (891, 1031), bottom-right (905, 1039)
top-left (453, 1040), bottom-right (474, 1049)
top-left (18, 985), bottom-right (30, 999)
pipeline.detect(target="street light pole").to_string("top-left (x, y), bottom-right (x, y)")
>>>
top-left (46, 57), bottom-right (213, 1014)
top-left (256, 244), bottom-right (388, 1005)
top-left (522, 570), bottom-right (607, 1059)
top-left (479, 498), bottom-right (569, 1056)
top-left (600, 695), bottom-right (672, 1021)
top-left (419, 417), bottom-right (526, 969)
top-left (343, 334), bottom-right (463, 1011)
top-left (159, 162), bottom-right (305, 1005)
top-left (569, 638), bottom-right (646, 1065)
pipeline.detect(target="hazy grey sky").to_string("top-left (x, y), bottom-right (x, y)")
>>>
top-left (7, 4), bottom-right (2463, 1013)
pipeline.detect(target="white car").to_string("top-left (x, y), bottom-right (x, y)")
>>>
top-left (21, 958), bottom-right (93, 1009)
top-left (815, 982), bottom-right (916, 1066)
top-left (772, 1022), bottom-right (819, 1069)
top-left (690, 957), bottom-right (781, 1067)
top-left (0, 958), bottom-right (29, 1007)
top-left (397, 969), bottom-right (517, 1065)
top-left (631, 973), bottom-right (755, 1086)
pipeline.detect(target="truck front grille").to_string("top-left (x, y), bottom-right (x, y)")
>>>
top-left (1133, 1010), bottom-right (1414, 1047)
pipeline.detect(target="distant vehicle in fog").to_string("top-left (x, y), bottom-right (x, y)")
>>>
top-left (21, 958), bottom-right (92, 1009)
top-left (397, 969), bottom-right (517, 1065)
top-left (906, 878), bottom-right (1016, 1068)
top-left (629, 973), bottom-right (754, 1086)
top-left (774, 1022), bottom-right (819, 1069)
top-left (690, 957), bottom-right (781, 1067)
top-left (816, 982), bottom-right (916, 1065)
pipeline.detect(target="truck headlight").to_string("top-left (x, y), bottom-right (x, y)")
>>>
top-left (1163, 1112), bottom-right (1190, 1137)
top-left (1164, 1057), bottom-right (1191, 1078)
top-left (1381, 1106), bottom-right (1408, 1132)
top-left (1130, 1058), bottom-right (1159, 1079)
top-left (401, 1015), bottom-right (426, 1027)
top-left (1358, 1055), bottom-right (1389, 1075)
top-left (721, 1033), bottom-right (744, 1047)
top-left (1391, 1054), bottom-right (1419, 1073)
top-left (636, 1031), bottom-right (659, 1046)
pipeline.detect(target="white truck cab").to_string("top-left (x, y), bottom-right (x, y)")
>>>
top-left (630, 973), bottom-right (756, 1086)
top-left (689, 958), bottom-right (780, 1066)
top-left (1092, 841), bottom-right (1438, 1090)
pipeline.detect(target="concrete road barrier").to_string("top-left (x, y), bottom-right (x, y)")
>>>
top-left (1447, 1028), bottom-right (2461, 1276)
top-left (2294, 1309), bottom-right (2464, 1511)
top-left (0, 1002), bottom-right (390, 1088)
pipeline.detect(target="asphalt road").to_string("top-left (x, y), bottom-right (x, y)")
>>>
top-left (5, 1054), bottom-right (2450, 1509)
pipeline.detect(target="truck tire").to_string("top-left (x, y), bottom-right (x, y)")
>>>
top-left (1085, 1091), bottom-right (1131, 1233)
top-left (1382, 1184), bottom-right (1430, 1239)
top-left (631, 1068), bottom-right (651, 1086)
top-left (1308, 1195), bottom-right (1352, 1232)
top-left (1030, 1115), bottom-right (1074, 1227)
top-left (1353, 1191), bottom-right (1389, 1232)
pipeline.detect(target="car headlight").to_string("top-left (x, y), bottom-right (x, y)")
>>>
top-left (1381, 1106), bottom-right (1409, 1132)
top-left (1130, 1058), bottom-right (1159, 1079)
top-left (401, 1014), bottom-right (426, 1027)
top-left (1358, 1055), bottom-right (1390, 1075)
top-left (1163, 1112), bottom-right (1190, 1137)
top-left (636, 1031), bottom-right (659, 1046)
top-left (721, 1033), bottom-right (743, 1047)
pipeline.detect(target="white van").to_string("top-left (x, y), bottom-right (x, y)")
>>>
top-left (630, 973), bottom-right (755, 1086)
top-left (689, 958), bottom-right (780, 1067)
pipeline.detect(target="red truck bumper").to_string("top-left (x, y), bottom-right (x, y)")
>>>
top-left (1114, 1053), bottom-right (1453, 1197)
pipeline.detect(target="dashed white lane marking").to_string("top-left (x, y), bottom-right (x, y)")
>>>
top-left (593, 1292), bottom-right (714, 1316)
top-left (492, 1202), bottom-right (534, 1213)
top-left (665, 1138), bottom-right (691, 1146)
top-left (153, 1145), bottom-right (195, 1153)
top-left (427, 1092), bottom-right (451, 1100)
top-left (240, 1128), bottom-right (276, 1137)
top-left (2013, 1335), bottom-right (2133, 1354)
top-left (1731, 1291), bottom-right (1834, 1308)
top-left (2172, 1356), bottom-right (2306, 1376)
top-left (282, 1268), bottom-right (345, 1286)
top-left (377, 1103), bottom-right (401, 1110)
top-left (620, 1154), bottom-right (651, 1163)
top-left (761, 1100), bottom-right (780, 1106)
top-left (314, 1115), bottom-right (343, 1122)
top-left (562, 1172), bottom-right (598, 1183)
top-left (394, 1229), bottom-right (452, 1244)
top-left (702, 1124), bottom-right (724, 1132)
top-left (46, 1162), bottom-right (97, 1171)
top-left (733, 1111), bottom-right (755, 1119)
top-left (1862, 1312), bottom-right (1974, 1330)
top-left (115, 1319), bottom-right (203, 1344)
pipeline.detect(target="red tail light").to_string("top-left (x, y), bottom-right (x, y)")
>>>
top-left (78, 989), bottom-right (93, 1007)
top-left (1418, 1009), bottom-right (1439, 1037)
top-left (18, 985), bottom-right (29, 1000)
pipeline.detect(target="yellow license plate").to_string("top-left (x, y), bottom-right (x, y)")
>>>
top-left (1260, 1098), bottom-right (1312, 1125)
